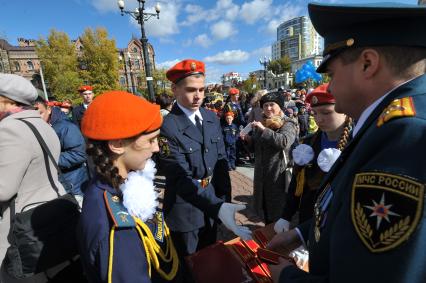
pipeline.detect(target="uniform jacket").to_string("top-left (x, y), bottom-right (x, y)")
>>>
top-left (222, 123), bottom-right (239, 145)
top-left (251, 116), bottom-right (298, 223)
top-left (159, 105), bottom-right (228, 232)
top-left (281, 75), bottom-right (426, 282)
top-left (50, 107), bottom-right (89, 195)
top-left (0, 110), bottom-right (65, 261)
top-left (71, 104), bottom-right (86, 128)
top-left (78, 179), bottom-right (177, 283)
top-left (282, 131), bottom-right (325, 223)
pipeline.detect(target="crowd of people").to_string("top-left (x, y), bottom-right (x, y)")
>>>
top-left (0, 2), bottom-right (426, 283)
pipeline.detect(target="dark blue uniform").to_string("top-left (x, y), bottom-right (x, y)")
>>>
top-left (72, 104), bottom-right (86, 128)
top-left (159, 105), bottom-right (229, 256)
top-left (222, 123), bottom-right (239, 170)
top-left (78, 179), bottom-right (179, 283)
top-left (280, 73), bottom-right (426, 283)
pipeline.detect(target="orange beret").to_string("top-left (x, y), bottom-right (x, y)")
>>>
top-left (81, 91), bottom-right (162, 140)
top-left (166, 59), bottom-right (205, 84)
top-left (228, 88), bottom-right (239, 95)
top-left (79, 85), bottom-right (93, 92)
top-left (224, 111), bottom-right (234, 118)
top-left (306, 83), bottom-right (335, 106)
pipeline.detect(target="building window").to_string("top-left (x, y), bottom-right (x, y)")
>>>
top-left (0, 62), bottom-right (3, 72)
top-left (14, 61), bottom-right (20, 72)
top-left (133, 47), bottom-right (138, 53)
top-left (27, 61), bottom-right (34, 71)
top-left (136, 76), bottom-right (142, 86)
top-left (134, 59), bottom-right (141, 69)
top-left (119, 76), bottom-right (126, 86)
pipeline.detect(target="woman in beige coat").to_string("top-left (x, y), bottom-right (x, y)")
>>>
top-left (241, 92), bottom-right (298, 224)
top-left (0, 74), bottom-right (65, 282)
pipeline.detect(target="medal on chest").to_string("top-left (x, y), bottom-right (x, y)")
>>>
top-left (314, 183), bottom-right (334, 242)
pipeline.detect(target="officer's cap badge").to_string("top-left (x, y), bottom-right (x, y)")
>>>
top-left (351, 172), bottom-right (424, 253)
top-left (190, 62), bottom-right (197, 71)
top-left (311, 96), bottom-right (318, 105)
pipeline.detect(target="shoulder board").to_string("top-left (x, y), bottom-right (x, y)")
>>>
top-left (103, 191), bottom-right (135, 228)
top-left (377, 97), bottom-right (416, 127)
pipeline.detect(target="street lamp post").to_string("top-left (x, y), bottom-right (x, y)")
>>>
top-left (118, 0), bottom-right (160, 102)
top-left (118, 52), bottom-right (131, 92)
top-left (259, 56), bottom-right (271, 90)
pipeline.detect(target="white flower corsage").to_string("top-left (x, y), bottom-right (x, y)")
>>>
top-left (292, 144), bottom-right (315, 166)
top-left (317, 148), bottom-right (341, 172)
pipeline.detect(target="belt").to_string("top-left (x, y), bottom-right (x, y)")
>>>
top-left (197, 176), bottom-right (212, 188)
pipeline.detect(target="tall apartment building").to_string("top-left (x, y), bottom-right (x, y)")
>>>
top-left (271, 16), bottom-right (322, 61)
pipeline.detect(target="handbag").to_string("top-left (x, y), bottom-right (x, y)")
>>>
top-left (3, 119), bottom-right (80, 279)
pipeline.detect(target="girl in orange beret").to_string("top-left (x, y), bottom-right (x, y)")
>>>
top-left (78, 91), bottom-right (180, 283)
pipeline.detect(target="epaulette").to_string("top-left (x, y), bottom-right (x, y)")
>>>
top-left (377, 97), bottom-right (416, 127)
top-left (103, 191), bottom-right (135, 228)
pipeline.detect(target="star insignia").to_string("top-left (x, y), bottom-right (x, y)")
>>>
top-left (364, 193), bottom-right (400, 230)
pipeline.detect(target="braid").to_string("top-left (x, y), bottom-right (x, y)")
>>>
top-left (86, 140), bottom-right (125, 190)
top-left (337, 117), bottom-right (353, 151)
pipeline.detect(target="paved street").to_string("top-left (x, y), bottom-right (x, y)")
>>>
top-left (155, 163), bottom-right (265, 242)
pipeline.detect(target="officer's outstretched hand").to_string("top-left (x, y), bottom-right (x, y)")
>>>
top-left (273, 218), bottom-right (290, 233)
top-left (218, 203), bottom-right (252, 240)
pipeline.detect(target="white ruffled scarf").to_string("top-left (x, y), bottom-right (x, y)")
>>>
top-left (119, 159), bottom-right (159, 222)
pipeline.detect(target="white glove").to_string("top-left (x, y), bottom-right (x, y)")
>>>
top-left (274, 218), bottom-right (290, 233)
top-left (218, 203), bottom-right (252, 240)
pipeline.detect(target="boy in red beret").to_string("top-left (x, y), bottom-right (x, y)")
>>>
top-left (78, 91), bottom-right (180, 282)
top-left (160, 59), bottom-right (252, 281)
top-left (72, 85), bottom-right (94, 128)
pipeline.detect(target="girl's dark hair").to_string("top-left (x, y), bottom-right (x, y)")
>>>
top-left (86, 140), bottom-right (125, 190)
top-left (337, 117), bottom-right (353, 151)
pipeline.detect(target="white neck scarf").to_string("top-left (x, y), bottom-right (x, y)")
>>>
top-left (120, 159), bottom-right (159, 222)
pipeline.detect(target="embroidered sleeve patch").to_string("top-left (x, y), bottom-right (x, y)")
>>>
top-left (158, 136), bottom-right (170, 158)
top-left (377, 97), bottom-right (416, 127)
top-left (351, 172), bottom-right (424, 253)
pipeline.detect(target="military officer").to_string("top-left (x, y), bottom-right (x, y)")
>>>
top-left (159, 59), bottom-right (252, 275)
top-left (268, 3), bottom-right (426, 283)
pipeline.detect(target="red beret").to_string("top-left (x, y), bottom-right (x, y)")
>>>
top-left (79, 85), bottom-right (93, 92)
top-left (224, 111), bottom-right (234, 118)
top-left (166, 59), bottom-right (205, 84)
top-left (81, 91), bottom-right (162, 140)
top-left (306, 83), bottom-right (335, 106)
top-left (228, 88), bottom-right (239, 95)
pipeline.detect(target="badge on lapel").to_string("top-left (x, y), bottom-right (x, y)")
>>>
top-left (351, 172), bottom-right (424, 253)
top-left (158, 136), bottom-right (170, 157)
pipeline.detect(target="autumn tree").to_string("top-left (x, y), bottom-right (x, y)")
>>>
top-left (79, 27), bottom-right (119, 94)
top-left (241, 74), bottom-right (260, 94)
top-left (267, 56), bottom-right (291, 74)
top-left (36, 30), bottom-right (82, 101)
top-left (153, 68), bottom-right (172, 97)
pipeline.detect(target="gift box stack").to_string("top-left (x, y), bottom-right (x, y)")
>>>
top-left (186, 224), bottom-right (296, 283)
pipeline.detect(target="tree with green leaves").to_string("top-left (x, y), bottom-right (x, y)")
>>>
top-left (36, 30), bottom-right (82, 102)
top-left (153, 68), bottom-right (172, 97)
top-left (267, 56), bottom-right (291, 74)
top-left (79, 27), bottom-right (119, 94)
top-left (241, 74), bottom-right (260, 94)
